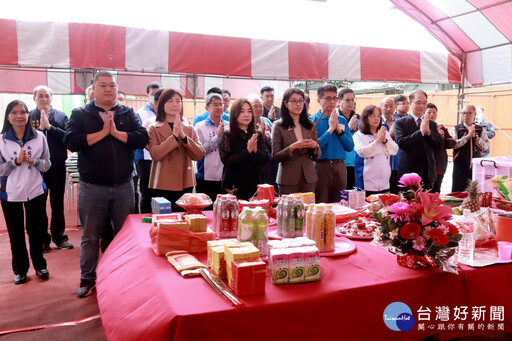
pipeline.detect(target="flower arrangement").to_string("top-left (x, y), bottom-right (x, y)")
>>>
top-left (372, 173), bottom-right (462, 273)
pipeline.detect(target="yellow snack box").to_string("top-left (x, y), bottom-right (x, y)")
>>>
top-left (157, 220), bottom-right (190, 231)
top-left (224, 242), bottom-right (260, 286)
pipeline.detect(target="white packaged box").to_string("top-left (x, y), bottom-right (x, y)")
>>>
top-left (472, 157), bottom-right (512, 193)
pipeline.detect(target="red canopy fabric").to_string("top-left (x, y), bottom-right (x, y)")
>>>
top-left (392, 0), bottom-right (512, 86)
top-left (0, 18), bottom-right (461, 94)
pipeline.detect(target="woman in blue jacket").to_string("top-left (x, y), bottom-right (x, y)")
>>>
top-left (0, 100), bottom-right (51, 284)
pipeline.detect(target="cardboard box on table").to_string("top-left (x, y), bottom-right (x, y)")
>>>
top-left (231, 258), bottom-right (266, 296)
top-left (224, 242), bottom-right (260, 286)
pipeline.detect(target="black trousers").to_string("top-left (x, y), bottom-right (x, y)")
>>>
top-left (452, 162), bottom-right (472, 192)
top-left (42, 166), bottom-right (67, 245)
top-left (346, 166), bottom-right (355, 190)
top-left (137, 160), bottom-right (153, 214)
top-left (433, 173), bottom-right (445, 193)
top-left (2, 194), bottom-right (47, 275)
top-left (196, 178), bottom-right (222, 203)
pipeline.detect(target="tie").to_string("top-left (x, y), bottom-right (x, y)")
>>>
top-left (416, 118), bottom-right (421, 128)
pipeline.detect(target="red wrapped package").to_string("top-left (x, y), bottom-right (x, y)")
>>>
top-left (149, 225), bottom-right (216, 256)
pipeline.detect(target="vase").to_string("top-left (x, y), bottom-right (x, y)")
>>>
top-left (397, 253), bottom-right (434, 269)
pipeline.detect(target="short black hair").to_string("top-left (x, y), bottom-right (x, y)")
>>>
top-left (222, 89), bottom-right (231, 97)
top-left (260, 86), bottom-right (274, 95)
top-left (93, 71), bottom-right (116, 84)
top-left (206, 87), bottom-right (222, 95)
top-left (426, 103), bottom-right (438, 111)
top-left (394, 95), bottom-right (408, 105)
top-left (146, 81), bottom-right (162, 95)
top-left (154, 88), bottom-right (164, 102)
top-left (118, 91), bottom-right (126, 97)
top-left (338, 88), bottom-right (354, 100)
top-left (317, 83), bottom-right (337, 99)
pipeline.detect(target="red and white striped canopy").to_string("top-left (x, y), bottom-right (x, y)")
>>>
top-left (0, 18), bottom-right (461, 95)
top-left (392, 0), bottom-right (512, 86)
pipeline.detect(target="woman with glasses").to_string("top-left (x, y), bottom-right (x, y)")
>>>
top-left (0, 100), bottom-right (51, 284)
top-left (220, 98), bottom-right (268, 200)
top-left (353, 104), bottom-right (398, 196)
top-left (147, 88), bottom-right (205, 211)
top-left (272, 88), bottom-right (320, 195)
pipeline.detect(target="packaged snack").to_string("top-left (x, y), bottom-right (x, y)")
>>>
top-left (165, 252), bottom-right (207, 277)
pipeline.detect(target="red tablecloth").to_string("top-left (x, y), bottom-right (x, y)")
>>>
top-left (97, 213), bottom-right (512, 341)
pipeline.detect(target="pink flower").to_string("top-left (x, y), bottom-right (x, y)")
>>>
top-left (412, 191), bottom-right (453, 225)
top-left (398, 173), bottom-right (422, 188)
top-left (439, 224), bottom-right (450, 234)
top-left (422, 226), bottom-right (432, 239)
top-left (412, 236), bottom-right (426, 251)
top-left (389, 202), bottom-right (411, 222)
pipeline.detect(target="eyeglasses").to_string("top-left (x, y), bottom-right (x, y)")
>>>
top-left (320, 96), bottom-right (337, 101)
top-left (342, 98), bottom-right (355, 102)
top-left (287, 99), bottom-right (305, 105)
top-left (461, 111), bottom-right (475, 116)
top-left (412, 101), bottom-right (427, 106)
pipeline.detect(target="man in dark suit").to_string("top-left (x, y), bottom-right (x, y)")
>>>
top-left (394, 90), bottom-right (443, 190)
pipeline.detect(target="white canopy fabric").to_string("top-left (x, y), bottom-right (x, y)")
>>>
top-left (392, 0), bottom-right (512, 86)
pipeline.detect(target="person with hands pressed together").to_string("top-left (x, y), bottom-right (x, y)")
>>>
top-left (248, 94), bottom-right (274, 186)
top-left (1, 100), bottom-right (51, 285)
top-left (272, 88), bottom-right (320, 195)
top-left (450, 104), bottom-right (490, 192)
top-left (195, 93), bottom-right (228, 201)
top-left (394, 90), bottom-right (443, 190)
top-left (337, 88), bottom-right (359, 189)
top-left (148, 88), bottom-right (205, 210)
top-left (354, 105), bottom-right (398, 196)
top-left (310, 84), bottom-right (354, 203)
top-left (30, 85), bottom-right (73, 252)
top-left (65, 71), bottom-right (149, 298)
top-left (220, 98), bottom-right (268, 200)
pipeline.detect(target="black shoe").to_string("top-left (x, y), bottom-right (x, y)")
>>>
top-left (36, 269), bottom-right (50, 279)
top-left (55, 241), bottom-right (74, 250)
top-left (43, 244), bottom-right (51, 253)
top-left (76, 279), bottom-right (95, 298)
top-left (14, 274), bottom-right (27, 285)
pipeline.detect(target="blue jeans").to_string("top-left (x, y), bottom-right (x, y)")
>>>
top-left (78, 181), bottom-right (134, 281)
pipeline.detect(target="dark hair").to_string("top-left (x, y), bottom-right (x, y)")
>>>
top-left (1, 100), bottom-right (36, 137)
top-left (156, 88), bottom-right (183, 122)
top-left (358, 104), bottom-right (382, 135)
top-left (222, 89), bottom-right (231, 97)
top-left (118, 91), bottom-right (126, 97)
top-left (260, 86), bottom-right (274, 95)
top-left (280, 88), bottom-right (313, 130)
top-left (229, 98), bottom-right (256, 139)
top-left (338, 88), bottom-right (354, 100)
top-left (207, 87), bottom-right (222, 95)
top-left (154, 88), bottom-right (164, 102)
top-left (409, 90), bottom-right (428, 102)
top-left (93, 71), bottom-right (115, 83)
top-left (317, 83), bottom-right (337, 99)
top-left (394, 95), bottom-right (408, 105)
top-left (426, 103), bottom-right (438, 111)
top-left (146, 81), bottom-right (162, 94)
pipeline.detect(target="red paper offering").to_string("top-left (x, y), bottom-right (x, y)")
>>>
top-left (149, 225), bottom-right (216, 256)
top-left (257, 184), bottom-right (275, 202)
top-left (231, 257), bottom-right (266, 296)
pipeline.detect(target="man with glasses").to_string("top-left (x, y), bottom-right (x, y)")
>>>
top-left (195, 93), bottom-right (229, 200)
top-left (310, 84), bottom-right (354, 203)
top-left (222, 89), bottom-right (231, 117)
top-left (337, 88), bottom-right (359, 189)
top-left (394, 90), bottom-right (443, 190)
top-left (393, 95), bottom-right (410, 120)
top-left (193, 87), bottom-right (230, 126)
top-left (451, 104), bottom-right (489, 192)
top-left (380, 97), bottom-right (400, 194)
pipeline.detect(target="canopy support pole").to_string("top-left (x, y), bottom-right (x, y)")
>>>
top-left (457, 52), bottom-right (467, 123)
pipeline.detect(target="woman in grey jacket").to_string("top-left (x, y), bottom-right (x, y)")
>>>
top-left (0, 100), bottom-right (51, 284)
top-left (272, 88), bottom-right (321, 195)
